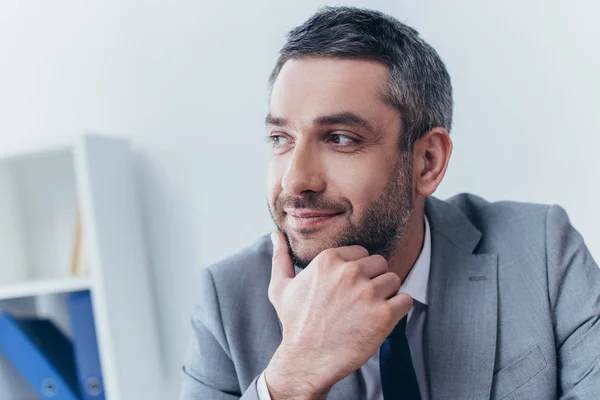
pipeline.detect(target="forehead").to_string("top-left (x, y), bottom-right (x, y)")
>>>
top-left (269, 57), bottom-right (397, 125)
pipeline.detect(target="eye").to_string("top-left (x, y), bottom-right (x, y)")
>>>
top-left (325, 133), bottom-right (358, 147)
top-left (265, 134), bottom-right (292, 152)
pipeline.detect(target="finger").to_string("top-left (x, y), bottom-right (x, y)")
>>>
top-left (269, 231), bottom-right (295, 296)
top-left (335, 245), bottom-right (369, 261)
top-left (357, 254), bottom-right (388, 279)
top-left (387, 292), bottom-right (414, 322)
top-left (371, 272), bottom-right (401, 299)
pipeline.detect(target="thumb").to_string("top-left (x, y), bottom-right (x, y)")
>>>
top-left (269, 231), bottom-right (295, 292)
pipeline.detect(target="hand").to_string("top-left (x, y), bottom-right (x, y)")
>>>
top-left (264, 231), bottom-right (413, 399)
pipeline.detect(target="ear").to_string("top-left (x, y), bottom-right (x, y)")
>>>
top-left (412, 127), bottom-right (453, 197)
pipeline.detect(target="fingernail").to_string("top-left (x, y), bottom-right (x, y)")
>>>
top-left (270, 232), bottom-right (276, 245)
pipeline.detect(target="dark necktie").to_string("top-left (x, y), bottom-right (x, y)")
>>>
top-left (379, 316), bottom-right (421, 400)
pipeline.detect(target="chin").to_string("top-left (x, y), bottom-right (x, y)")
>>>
top-left (288, 236), bottom-right (331, 266)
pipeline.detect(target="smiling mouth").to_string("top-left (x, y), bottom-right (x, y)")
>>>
top-left (285, 210), bottom-right (344, 230)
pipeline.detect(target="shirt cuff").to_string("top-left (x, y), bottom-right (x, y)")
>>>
top-left (257, 371), bottom-right (272, 400)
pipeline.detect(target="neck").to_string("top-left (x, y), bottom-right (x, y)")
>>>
top-left (386, 203), bottom-right (426, 283)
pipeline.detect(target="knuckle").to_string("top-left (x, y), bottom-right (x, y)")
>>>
top-left (335, 261), bottom-right (361, 288)
top-left (388, 272), bottom-right (401, 289)
top-left (344, 261), bottom-right (362, 279)
top-left (354, 245), bottom-right (369, 257)
top-left (318, 248), bottom-right (337, 266)
top-left (360, 283), bottom-right (376, 300)
top-left (372, 254), bottom-right (388, 267)
top-left (374, 305), bottom-right (394, 328)
top-left (383, 305), bottom-right (396, 323)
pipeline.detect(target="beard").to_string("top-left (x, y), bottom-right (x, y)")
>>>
top-left (268, 153), bottom-right (414, 269)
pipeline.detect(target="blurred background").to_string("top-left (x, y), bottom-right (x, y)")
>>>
top-left (0, 0), bottom-right (598, 398)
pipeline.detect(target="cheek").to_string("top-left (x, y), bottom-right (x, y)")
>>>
top-left (266, 159), bottom-right (283, 205)
top-left (326, 157), bottom-right (392, 214)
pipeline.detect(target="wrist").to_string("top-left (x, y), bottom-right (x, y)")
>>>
top-left (264, 345), bottom-right (332, 400)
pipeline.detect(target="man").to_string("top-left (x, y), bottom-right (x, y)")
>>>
top-left (180, 6), bottom-right (600, 399)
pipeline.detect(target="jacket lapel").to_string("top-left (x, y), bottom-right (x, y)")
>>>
top-left (424, 197), bottom-right (499, 399)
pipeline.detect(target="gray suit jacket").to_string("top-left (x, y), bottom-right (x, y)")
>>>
top-left (180, 194), bottom-right (600, 399)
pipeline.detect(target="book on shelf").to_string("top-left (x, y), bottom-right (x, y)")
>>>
top-left (68, 291), bottom-right (106, 400)
top-left (0, 293), bottom-right (106, 400)
top-left (0, 312), bottom-right (81, 400)
top-left (70, 208), bottom-right (89, 277)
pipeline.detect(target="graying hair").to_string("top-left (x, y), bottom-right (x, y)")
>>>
top-left (268, 6), bottom-right (453, 151)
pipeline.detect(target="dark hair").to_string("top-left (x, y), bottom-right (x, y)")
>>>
top-left (269, 6), bottom-right (453, 151)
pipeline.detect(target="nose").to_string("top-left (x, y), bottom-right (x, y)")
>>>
top-left (281, 143), bottom-right (326, 196)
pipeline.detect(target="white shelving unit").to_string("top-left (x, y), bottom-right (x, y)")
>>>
top-left (0, 135), bottom-right (163, 400)
top-left (0, 277), bottom-right (93, 301)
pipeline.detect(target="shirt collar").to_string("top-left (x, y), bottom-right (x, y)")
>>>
top-left (398, 215), bottom-right (431, 306)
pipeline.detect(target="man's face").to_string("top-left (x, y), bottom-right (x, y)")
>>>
top-left (266, 58), bottom-right (414, 268)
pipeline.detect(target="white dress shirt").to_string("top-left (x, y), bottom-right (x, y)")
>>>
top-left (258, 217), bottom-right (431, 400)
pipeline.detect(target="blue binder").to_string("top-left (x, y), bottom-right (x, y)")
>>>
top-left (0, 312), bottom-right (81, 400)
top-left (68, 291), bottom-right (105, 400)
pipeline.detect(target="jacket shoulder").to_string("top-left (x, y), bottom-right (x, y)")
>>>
top-left (444, 193), bottom-right (552, 254)
top-left (446, 192), bottom-right (550, 232)
top-left (190, 234), bottom-right (280, 390)
top-left (446, 192), bottom-right (550, 223)
top-left (204, 234), bottom-right (273, 293)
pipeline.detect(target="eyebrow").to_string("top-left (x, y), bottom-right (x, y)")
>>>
top-left (264, 114), bottom-right (287, 127)
top-left (265, 112), bottom-right (375, 133)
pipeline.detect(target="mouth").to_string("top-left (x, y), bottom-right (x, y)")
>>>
top-left (284, 209), bottom-right (344, 230)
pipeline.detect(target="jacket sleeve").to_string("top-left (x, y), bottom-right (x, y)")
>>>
top-left (546, 205), bottom-right (600, 398)
top-left (179, 267), bottom-right (261, 400)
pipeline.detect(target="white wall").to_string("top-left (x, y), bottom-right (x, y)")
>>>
top-left (1, 0), bottom-right (598, 397)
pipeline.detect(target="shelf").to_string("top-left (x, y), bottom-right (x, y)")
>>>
top-left (0, 277), bottom-right (92, 301)
top-left (0, 135), bottom-right (163, 399)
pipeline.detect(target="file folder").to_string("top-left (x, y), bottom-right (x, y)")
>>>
top-left (0, 312), bottom-right (81, 400)
top-left (68, 291), bottom-right (105, 399)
